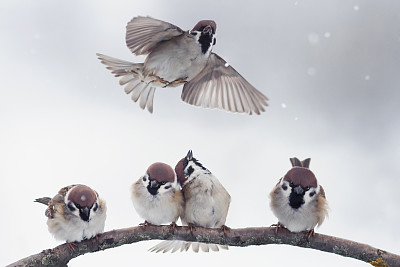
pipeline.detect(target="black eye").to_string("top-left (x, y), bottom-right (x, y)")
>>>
top-left (67, 202), bottom-right (76, 211)
top-left (160, 181), bottom-right (167, 185)
top-left (306, 186), bottom-right (310, 191)
top-left (310, 192), bottom-right (316, 197)
top-left (93, 202), bottom-right (98, 212)
top-left (289, 181), bottom-right (294, 187)
top-left (282, 184), bottom-right (288, 191)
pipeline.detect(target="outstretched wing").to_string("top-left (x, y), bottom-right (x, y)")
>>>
top-left (126, 16), bottom-right (184, 55)
top-left (181, 53), bottom-right (268, 115)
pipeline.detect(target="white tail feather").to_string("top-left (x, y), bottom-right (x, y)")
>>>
top-left (149, 240), bottom-right (228, 253)
top-left (97, 53), bottom-right (157, 113)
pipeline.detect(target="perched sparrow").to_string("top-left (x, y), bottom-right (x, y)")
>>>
top-left (269, 158), bottom-right (328, 238)
top-left (150, 150), bottom-right (231, 253)
top-left (97, 16), bottom-right (268, 114)
top-left (35, 184), bottom-right (107, 243)
top-left (131, 162), bottom-right (184, 225)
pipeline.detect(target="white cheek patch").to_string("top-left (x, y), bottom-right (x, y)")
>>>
top-left (280, 181), bottom-right (292, 198)
top-left (304, 185), bottom-right (320, 204)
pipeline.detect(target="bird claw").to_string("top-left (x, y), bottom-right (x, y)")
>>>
top-left (139, 220), bottom-right (152, 227)
top-left (306, 229), bottom-right (315, 240)
top-left (170, 222), bottom-right (177, 231)
top-left (271, 222), bottom-right (284, 234)
top-left (187, 223), bottom-right (195, 234)
top-left (66, 242), bottom-right (78, 252)
top-left (220, 225), bottom-right (230, 234)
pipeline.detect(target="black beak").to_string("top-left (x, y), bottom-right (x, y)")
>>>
top-left (293, 186), bottom-right (304, 195)
top-left (79, 207), bottom-right (90, 222)
top-left (150, 180), bottom-right (158, 188)
top-left (186, 150), bottom-right (193, 161)
top-left (203, 25), bottom-right (212, 34)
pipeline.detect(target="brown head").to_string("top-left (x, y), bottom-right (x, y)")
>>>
top-left (67, 185), bottom-right (97, 208)
top-left (147, 162), bottom-right (175, 183)
top-left (192, 20), bottom-right (217, 34)
top-left (283, 167), bottom-right (318, 189)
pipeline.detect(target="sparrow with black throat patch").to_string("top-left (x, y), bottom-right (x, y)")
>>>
top-left (131, 162), bottom-right (184, 226)
top-left (269, 157), bottom-right (328, 239)
top-left (35, 184), bottom-right (106, 249)
top-left (97, 16), bottom-right (268, 114)
top-left (150, 150), bottom-right (231, 253)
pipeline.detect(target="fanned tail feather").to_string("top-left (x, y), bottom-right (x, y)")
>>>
top-left (96, 53), bottom-right (156, 113)
top-left (149, 240), bottom-right (228, 253)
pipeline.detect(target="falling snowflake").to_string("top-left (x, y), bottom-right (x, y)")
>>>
top-left (324, 32), bottom-right (331, 38)
top-left (353, 5), bottom-right (359, 11)
top-left (365, 75), bottom-right (371, 81)
top-left (224, 62), bottom-right (230, 67)
top-left (281, 103), bottom-right (287, 109)
top-left (308, 33), bottom-right (320, 45)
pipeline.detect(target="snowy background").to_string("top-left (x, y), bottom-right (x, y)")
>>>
top-left (1, 0), bottom-right (399, 266)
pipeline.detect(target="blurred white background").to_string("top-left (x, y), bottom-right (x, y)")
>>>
top-left (1, 0), bottom-right (399, 266)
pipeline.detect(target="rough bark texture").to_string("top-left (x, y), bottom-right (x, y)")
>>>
top-left (8, 226), bottom-right (399, 267)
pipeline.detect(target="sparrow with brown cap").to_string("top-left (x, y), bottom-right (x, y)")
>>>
top-left (97, 16), bottom-right (268, 114)
top-left (131, 162), bottom-right (183, 226)
top-left (269, 158), bottom-right (328, 238)
top-left (35, 184), bottom-right (107, 246)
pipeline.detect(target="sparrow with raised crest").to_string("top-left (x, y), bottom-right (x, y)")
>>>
top-left (35, 184), bottom-right (107, 245)
top-left (269, 158), bottom-right (328, 238)
top-left (97, 16), bottom-right (268, 114)
top-left (131, 162), bottom-right (184, 226)
top-left (150, 150), bottom-right (231, 253)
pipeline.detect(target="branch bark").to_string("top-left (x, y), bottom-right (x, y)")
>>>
top-left (8, 225), bottom-right (399, 267)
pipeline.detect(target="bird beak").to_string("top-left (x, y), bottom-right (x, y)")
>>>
top-left (203, 25), bottom-right (212, 34)
top-left (293, 186), bottom-right (304, 195)
top-left (186, 150), bottom-right (193, 161)
top-left (150, 180), bottom-right (158, 188)
top-left (80, 207), bottom-right (90, 222)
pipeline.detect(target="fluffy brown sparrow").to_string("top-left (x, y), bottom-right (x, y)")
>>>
top-left (35, 184), bottom-right (107, 243)
top-left (150, 150), bottom-right (231, 253)
top-left (269, 158), bottom-right (328, 238)
top-left (97, 16), bottom-right (268, 114)
top-left (131, 162), bottom-right (184, 225)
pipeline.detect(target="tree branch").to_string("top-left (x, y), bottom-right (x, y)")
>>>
top-left (8, 226), bottom-right (399, 267)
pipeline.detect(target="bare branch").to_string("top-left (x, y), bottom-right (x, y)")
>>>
top-left (8, 226), bottom-right (399, 267)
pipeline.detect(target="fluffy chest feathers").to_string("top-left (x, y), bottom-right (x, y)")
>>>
top-left (181, 172), bottom-right (230, 228)
top-left (143, 33), bottom-right (211, 83)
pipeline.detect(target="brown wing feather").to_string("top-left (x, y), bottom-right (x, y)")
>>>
top-left (181, 53), bottom-right (268, 115)
top-left (125, 16), bottom-right (184, 55)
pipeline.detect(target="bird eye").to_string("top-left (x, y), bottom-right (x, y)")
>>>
top-left (93, 202), bottom-right (98, 212)
top-left (310, 192), bottom-right (316, 197)
top-left (282, 184), bottom-right (288, 191)
top-left (306, 186), bottom-right (310, 191)
top-left (289, 181), bottom-right (294, 187)
top-left (67, 202), bottom-right (76, 212)
top-left (160, 181), bottom-right (167, 185)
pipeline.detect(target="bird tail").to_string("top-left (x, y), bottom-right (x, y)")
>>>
top-left (96, 53), bottom-right (156, 113)
top-left (149, 240), bottom-right (228, 253)
top-left (34, 197), bottom-right (52, 206)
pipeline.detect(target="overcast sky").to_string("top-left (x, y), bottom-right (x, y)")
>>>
top-left (1, 1), bottom-right (399, 266)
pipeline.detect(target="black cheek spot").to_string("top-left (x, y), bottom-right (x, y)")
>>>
top-left (143, 177), bottom-right (147, 182)
top-left (213, 38), bottom-right (216, 46)
top-left (282, 184), bottom-right (288, 191)
top-left (93, 203), bottom-right (98, 212)
top-left (310, 191), bottom-right (316, 197)
top-left (187, 166), bottom-right (194, 176)
top-left (165, 185), bottom-right (171, 189)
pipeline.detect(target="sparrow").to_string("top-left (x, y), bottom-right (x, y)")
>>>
top-left (97, 16), bottom-right (268, 114)
top-left (269, 157), bottom-right (328, 238)
top-left (150, 150), bottom-right (231, 253)
top-left (35, 184), bottom-right (107, 244)
top-left (131, 162), bottom-right (184, 225)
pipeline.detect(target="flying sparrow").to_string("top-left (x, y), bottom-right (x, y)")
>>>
top-left (97, 16), bottom-right (268, 114)
top-left (150, 150), bottom-right (231, 253)
top-left (35, 184), bottom-right (107, 244)
top-left (269, 157), bottom-right (328, 238)
top-left (131, 162), bottom-right (184, 226)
